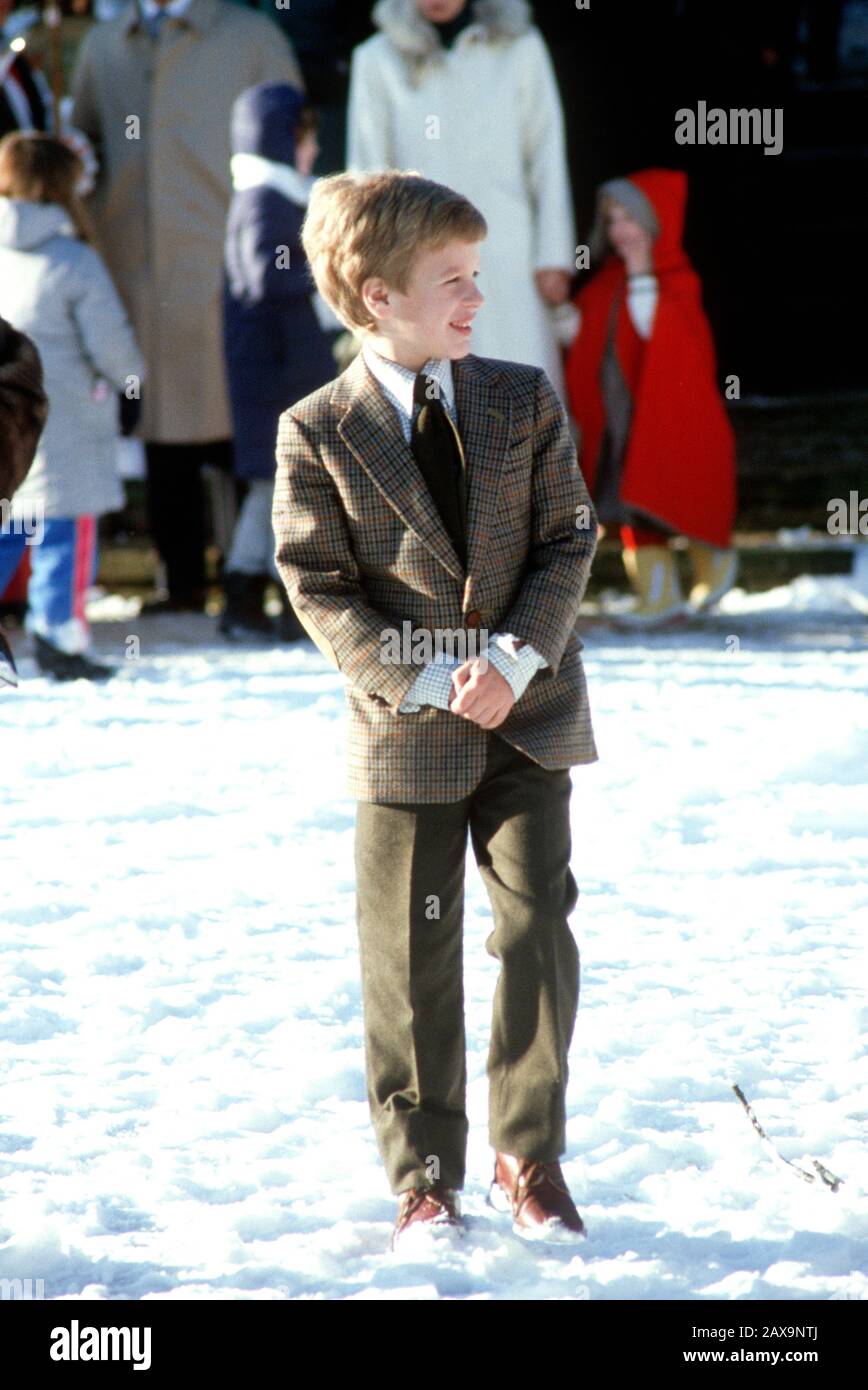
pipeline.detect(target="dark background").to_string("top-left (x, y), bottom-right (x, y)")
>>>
top-left (539, 0), bottom-right (866, 397)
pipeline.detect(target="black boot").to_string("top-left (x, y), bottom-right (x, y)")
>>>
top-left (33, 633), bottom-right (114, 682)
top-left (139, 586), bottom-right (209, 616)
top-left (218, 571), bottom-right (274, 641)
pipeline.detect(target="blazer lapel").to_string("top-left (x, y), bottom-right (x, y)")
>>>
top-left (452, 355), bottom-right (511, 585)
top-left (337, 350), bottom-right (512, 587)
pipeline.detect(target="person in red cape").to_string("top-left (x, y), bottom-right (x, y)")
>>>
top-left (564, 167), bottom-right (737, 624)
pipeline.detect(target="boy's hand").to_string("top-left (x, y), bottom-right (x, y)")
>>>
top-left (449, 658), bottom-right (515, 729)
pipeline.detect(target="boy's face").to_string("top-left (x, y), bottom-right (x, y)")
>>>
top-left (363, 238), bottom-right (484, 370)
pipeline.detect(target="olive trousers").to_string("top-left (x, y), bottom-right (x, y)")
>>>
top-left (354, 732), bottom-right (580, 1195)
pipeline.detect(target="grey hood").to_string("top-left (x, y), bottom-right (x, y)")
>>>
top-left (0, 198), bottom-right (76, 251)
top-left (588, 178), bottom-right (660, 265)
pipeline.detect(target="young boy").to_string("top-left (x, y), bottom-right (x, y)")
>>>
top-left (272, 171), bottom-right (599, 1250)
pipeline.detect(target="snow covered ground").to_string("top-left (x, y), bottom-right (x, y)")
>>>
top-left (1, 560), bottom-right (866, 1301)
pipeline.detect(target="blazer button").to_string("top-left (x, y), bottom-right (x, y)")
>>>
top-left (464, 609), bottom-right (482, 628)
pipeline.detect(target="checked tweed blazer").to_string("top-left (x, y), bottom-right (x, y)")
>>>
top-left (272, 346), bottom-right (600, 803)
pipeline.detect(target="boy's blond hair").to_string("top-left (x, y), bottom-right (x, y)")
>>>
top-left (302, 170), bottom-right (487, 335)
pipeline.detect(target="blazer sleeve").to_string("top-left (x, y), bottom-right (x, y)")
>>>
top-left (497, 369), bottom-right (598, 673)
top-left (272, 409), bottom-right (423, 712)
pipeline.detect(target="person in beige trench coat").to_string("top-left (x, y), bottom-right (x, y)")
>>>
top-left (70, 0), bottom-right (303, 608)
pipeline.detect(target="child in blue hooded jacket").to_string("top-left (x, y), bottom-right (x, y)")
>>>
top-left (220, 81), bottom-right (340, 641)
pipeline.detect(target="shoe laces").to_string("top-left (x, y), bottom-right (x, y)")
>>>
top-left (397, 1183), bottom-right (454, 1226)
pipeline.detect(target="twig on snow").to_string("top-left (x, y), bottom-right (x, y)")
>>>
top-left (732, 1084), bottom-right (844, 1192)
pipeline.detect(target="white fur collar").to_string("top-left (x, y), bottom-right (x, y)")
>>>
top-left (370, 0), bottom-right (532, 80)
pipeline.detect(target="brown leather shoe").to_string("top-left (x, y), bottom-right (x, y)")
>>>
top-left (391, 1183), bottom-right (463, 1250)
top-left (490, 1151), bottom-right (587, 1240)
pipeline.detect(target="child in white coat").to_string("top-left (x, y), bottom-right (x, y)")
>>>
top-left (0, 132), bottom-right (145, 680)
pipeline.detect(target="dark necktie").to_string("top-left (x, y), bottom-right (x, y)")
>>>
top-left (410, 371), bottom-right (467, 567)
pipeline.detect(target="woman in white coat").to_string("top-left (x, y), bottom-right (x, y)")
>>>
top-left (346, 0), bottom-right (577, 405)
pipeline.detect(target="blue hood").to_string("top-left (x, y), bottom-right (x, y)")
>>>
top-left (230, 82), bottom-right (306, 165)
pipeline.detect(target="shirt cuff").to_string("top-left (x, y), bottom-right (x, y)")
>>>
top-left (397, 654), bottom-right (461, 713)
top-left (484, 632), bottom-right (547, 703)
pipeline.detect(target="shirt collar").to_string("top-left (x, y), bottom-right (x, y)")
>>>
top-left (362, 336), bottom-right (455, 418)
top-left (139, 0), bottom-right (193, 16)
top-left (127, 0), bottom-right (209, 34)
